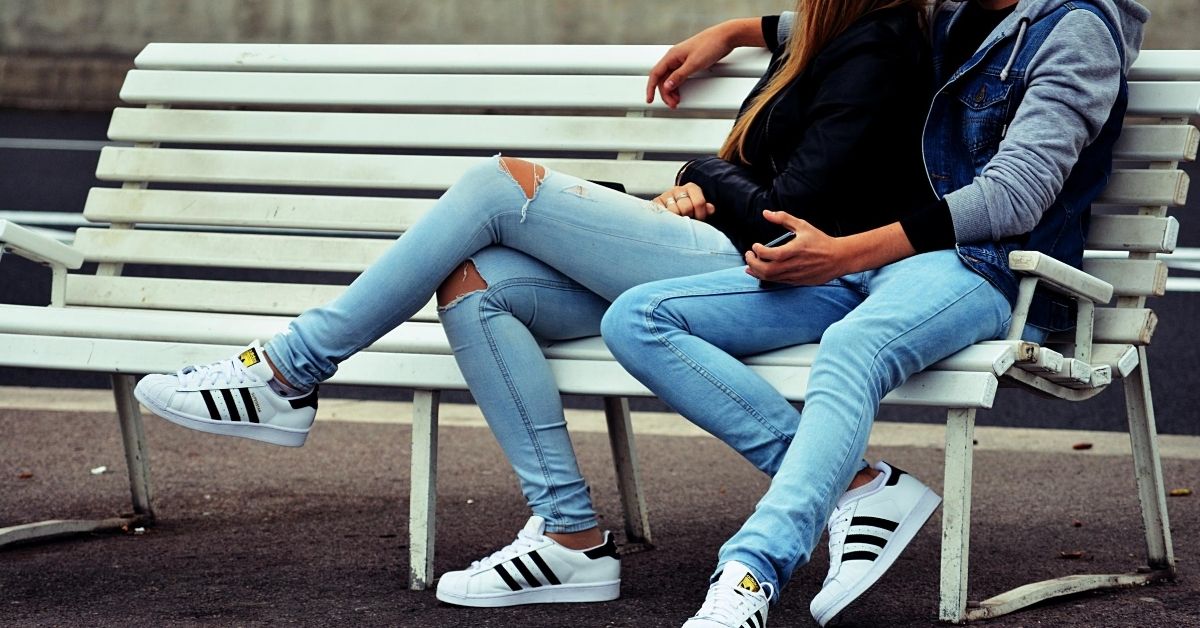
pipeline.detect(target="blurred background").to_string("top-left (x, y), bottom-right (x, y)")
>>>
top-left (2, 1), bottom-right (1198, 434)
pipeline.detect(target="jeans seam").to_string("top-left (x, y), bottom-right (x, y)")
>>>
top-left (642, 289), bottom-right (794, 445)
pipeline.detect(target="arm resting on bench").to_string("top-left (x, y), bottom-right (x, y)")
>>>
top-left (0, 220), bottom-right (84, 270)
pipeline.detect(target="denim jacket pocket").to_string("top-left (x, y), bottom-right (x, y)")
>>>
top-left (956, 74), bottom-right (1015, 168)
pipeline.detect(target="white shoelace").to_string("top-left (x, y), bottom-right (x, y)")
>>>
top-left (177, 358), bottom-right (255, 389)
top-left (693, 580), bottom-right (774, 625)
top-left (470, 527), bottom-right (543, 571)
top-left (823, 504), bottom-right (854, 583)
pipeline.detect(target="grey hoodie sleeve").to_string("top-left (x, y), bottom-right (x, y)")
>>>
top-left (778, 10), bottom-right (795, 47)
top-left (943, 10), bottom-right (1122, 243)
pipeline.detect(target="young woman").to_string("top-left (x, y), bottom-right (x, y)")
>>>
top-left (133, 0), bottom-right (934, 610)
top-left (603, 0), bottom-right (1145, 625)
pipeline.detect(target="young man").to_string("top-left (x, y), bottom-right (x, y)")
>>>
top-left (611, 0), bottom-right (1147, 625)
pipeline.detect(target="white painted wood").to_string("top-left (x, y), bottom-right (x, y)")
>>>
top-left (133, 43), bottom-right (771, 78)
top-left (85, 188), bottom-right (428, 232)
top-left (64, 275), bottom-right (442, 321)
top-left (604, 397), bottom-right (652, 545)
top-left (94, 147), bottom-right (680, 196)
top-left (0, 517), bottom-right (144, 548)
top-left (119, 70), bottom-right (758, 113)
top-left (408, 389), bottom-right (439, 591)
top-left (1008, 251), bottom-right (1114, 303)
top-left (1014, 346), bottom-right (1064, 375)
top-left (107, 108), bottom-right (734, 153)
top-left (1095, 169), bottom-right (1190, 207)
top-left (1127, 81), bottom-right (1200, 117)
top-left (1131, 50), bottom-right (1200, 81)
top-left (0, 219), bottom-right (85, 269)
top-left (1091, 308), bottom-right (1157, 345)
top-left (1086, 215), bottom-right (1178, 253)
top-left (1124, 348), bottom-right (1176, 573)
top-left (73, 228), bottom-right (393, 272)
top-left (940, 408), bottom-right (975, 624)
top-left (1112, 125), bottom-right (1199, 162)
top-left (113, 373), bottom-right (154, 517)
top-left (1082, 258), bottom-right (1167, 297)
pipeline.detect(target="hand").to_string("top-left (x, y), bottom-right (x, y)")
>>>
top-left (646, 17), bottom-right (762, 109)
top-left (744, 211), bottom-right (852, 285)
top-left (653, 183), bottom-right (716, 220)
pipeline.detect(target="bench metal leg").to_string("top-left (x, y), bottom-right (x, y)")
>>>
top-left (408, 389), bottom-right (439, 591)
top-left (940, 408), bottom-right (975, 624)
top-left (0, 375), bottom-right (153, 549)
top-left (113, 374), bottom-right (155, 517)
top-left (1124, 348), bottom-right (1175, 573)
top-left (603, 396), bottom-right (652, 545)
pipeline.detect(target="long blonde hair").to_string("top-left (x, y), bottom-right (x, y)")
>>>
top-left (718, 0), bottom-right (927, 163)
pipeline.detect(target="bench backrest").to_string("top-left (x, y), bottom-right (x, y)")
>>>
top-left (73, 44), bottom-right (1197, 350)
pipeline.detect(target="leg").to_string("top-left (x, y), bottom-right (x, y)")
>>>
top-left (409, 389), bottom-right (440, 591)
top-left (113, 373), bottom-right (154, 518)
top-left (940, 408), bottom-right (975, 623)
top-left (265, 156), bottom-right (742, 390)
top-left (1123, 347), bottom-right (1175, 572)
top-left (716, 251), bottom-right (1011, 591)
top-left (438, 247), bottom-right (611, 537)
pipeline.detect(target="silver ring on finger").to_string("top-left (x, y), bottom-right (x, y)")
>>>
top-left (673, 192), bottom-right (690, 200)
top-left (666, 197), bottom-right (677, 204)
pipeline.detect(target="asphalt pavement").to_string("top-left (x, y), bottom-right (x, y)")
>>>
top-left (2, 395), bottom-right (1198, 627)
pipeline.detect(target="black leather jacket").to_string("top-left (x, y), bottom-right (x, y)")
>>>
top-left (681, 6), bottom-right (934, 253)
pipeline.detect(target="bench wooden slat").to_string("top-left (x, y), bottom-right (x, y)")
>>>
top-left (107, 108), bottom-right (733, 154)
top-left (1126, 81), bottom-right (1200, 117)
top-left (64, 275), bottom-right (441, 320)
top-left (132, 43), bottom-right (770, 77)
top-left (119, 70), bottom-right (759, 113)
top-left (85, 188), bottom-right (428, 232)
top-left (0, 330), bottom-right (1000, 407)
top-left (1091, 308), bottom-right (1157, 345)
top-left (73, 228), bottom-right (393, 272)
top-left (130, 44), bottom-right (1199, 82)
top-left (1111, 125), bottom-right (1199, 162)
top-left (1081, 258), bottom-right (1167, 297)
top-left (1086, 215), bottom-right (1178, 252)
top-left (1094, 169), bottom-right (1189, 206)
top-left (95, 147), bottom-right (681, 196)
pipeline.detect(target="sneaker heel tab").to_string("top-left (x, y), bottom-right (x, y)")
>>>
top-left (882, 462), bottom-right (908, 486)
top-left (288, 388), bottom-right (319, 410)
top-left (583, 533), bottom-right (620, 560)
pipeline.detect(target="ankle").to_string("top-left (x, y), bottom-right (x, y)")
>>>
top-left (847, 466), bottom-right (881, 491)
top-left (262, 350), bottom-right (307, 396)
top-left (546, 527), bottom-right (604, 551)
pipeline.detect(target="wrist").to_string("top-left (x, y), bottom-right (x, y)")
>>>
top-left (718, 17), bottom-right (767, 49)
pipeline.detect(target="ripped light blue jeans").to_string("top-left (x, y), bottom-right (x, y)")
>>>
top-left (601, 251), bottom-right (1013, 592)
top-left (264, 156), bottom-right (744, 533)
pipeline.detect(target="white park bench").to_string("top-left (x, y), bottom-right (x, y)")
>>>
top-left (0, 44), bottom-right (1196, 623)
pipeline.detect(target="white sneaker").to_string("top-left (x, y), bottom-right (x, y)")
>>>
top-left (134, 341), bottom-right (318, 447)
top-left (683, 561), bottom-right (773, 628)
top-left (435, 516), bottom-right (620, 607)
top-left (809, 461), bottom-right (941, 626)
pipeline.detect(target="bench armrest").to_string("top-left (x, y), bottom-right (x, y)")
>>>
top-left (0, 220), bottom-right (84, 270)
top-left (1008, 251), bottom-right (1113, 304)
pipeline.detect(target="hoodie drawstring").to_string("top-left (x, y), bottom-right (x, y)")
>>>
top-left (1000, 18), bottom-right (1030, 82)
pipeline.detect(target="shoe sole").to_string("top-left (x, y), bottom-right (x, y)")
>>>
top-left (436, 580), bottom-right (620, 607)
top-left (134, 386), bottom-right (309, 447)
top-left (813, 489), bottom-right (942, 626)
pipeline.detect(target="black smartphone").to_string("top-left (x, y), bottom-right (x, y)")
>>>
top-left (756, 231), bottom-right (795, 289)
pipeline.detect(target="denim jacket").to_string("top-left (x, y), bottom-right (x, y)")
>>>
top-left (925, 1), bottom-right (1129, 331)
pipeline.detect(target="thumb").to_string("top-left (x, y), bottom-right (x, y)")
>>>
top-left (762, 209), bottom-right (804, 231)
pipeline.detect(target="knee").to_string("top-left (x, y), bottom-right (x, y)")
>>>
top-left (497, 156), bottom-right (546, 199)
top-left (437, 260), bottom-right (488, 308)
top-left (601, 285), bottom-right (657, 355)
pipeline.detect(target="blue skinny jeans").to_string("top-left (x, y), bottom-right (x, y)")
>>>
top-left (264, 156), bottom-right (743, 533)
top-left (600, 251), bottom-right (1013, 592)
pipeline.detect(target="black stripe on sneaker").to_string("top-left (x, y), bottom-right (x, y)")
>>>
top-left (583, 534), bottom-right (619, 560)
top-left (846, 533), bottom-right (888, 548)
top-left (200, 389), bottom-right (221, 421)
top-left (220, 388), bottom-right (241, 422)
top-left (841, 550), bottom-right (880, 562)
top-left (755, 610), bottom-right (764, 627)
top-left (289, 387), bottom-right (319, 410)
top-left (510, 556), bottom-right (543, 588)
top-left (885, 464), bottom-right (908, 486)
top-left (239, 388), bottom-right (259, 423)
top-left (493, 564), bottom-right (522, 591)
top-left (852, 516), bottom-right (898, 532)
top-left (527, 550), bottom-right (562, 585)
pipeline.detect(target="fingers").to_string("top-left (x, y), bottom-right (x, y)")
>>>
top-left (647, 48), bottom-right (685, 106)
top-left (762, 209), bottom-right (807, 232)
top-left (654, 185), bottom-right (716, 219)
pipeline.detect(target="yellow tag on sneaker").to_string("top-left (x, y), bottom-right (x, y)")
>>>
top-left (238, 347), bottom-right (261, 368)
top-left (738, 572), bottom-right (761, 594)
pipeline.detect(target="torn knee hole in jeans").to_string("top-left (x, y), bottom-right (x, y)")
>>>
top-left (497, 155), bottom-right (546, 222)
top-left (437, 259), bottom-right (489, 311)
